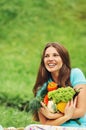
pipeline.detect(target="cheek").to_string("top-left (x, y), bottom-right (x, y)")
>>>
top-left (44, 60), bottom-right (49, 69)
top-left (59, 59), bottom-right (63, 66)
top-left (44, 59), bottom-right (47, 65)
top-left (60, 62), bottom-right (63, 68)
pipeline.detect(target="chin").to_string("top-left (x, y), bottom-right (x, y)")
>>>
top-left (48, 69), bottom-right (56, 72)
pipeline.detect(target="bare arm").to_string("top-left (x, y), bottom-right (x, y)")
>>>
top-left (72, 84), bottom-right (86, 119)
top-left (38, 112), bottom-right (69, 126)
top-left (38, 100), bottom-right (76, 126)
top-left (39, 101), bottom-right (63, 119)
top-left (38, 84), bottom-right (86, 125)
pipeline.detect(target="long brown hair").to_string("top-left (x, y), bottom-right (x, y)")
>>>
top-left (33, 42), bottom-right (71, 96)
top-left (33, 42), bottom-right (71, 121)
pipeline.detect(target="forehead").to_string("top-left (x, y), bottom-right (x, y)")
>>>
top-left (45, 46), bottom-right (58, 54)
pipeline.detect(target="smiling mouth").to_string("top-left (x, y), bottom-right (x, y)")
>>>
top-left (48, 63), bottom-right (56, 68)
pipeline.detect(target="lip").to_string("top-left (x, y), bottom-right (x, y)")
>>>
top-left (48, 63), bottom-right (56, 68)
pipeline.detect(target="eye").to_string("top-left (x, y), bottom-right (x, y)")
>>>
top-left (53, 53), bottom-right (60, 57)
top-left (44, 54), bottom-right (49, 58)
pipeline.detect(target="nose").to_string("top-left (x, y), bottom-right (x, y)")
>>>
top-left (48, 55), bottom-right (54, 61)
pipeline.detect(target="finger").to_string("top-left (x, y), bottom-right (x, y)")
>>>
top-left (73, 96), bottom-right (77, 107)
top-left (70, 99), bottom-right (73, 105)
top-left (39, 107), bottom-right (44, 113)
top-left (66, 101), bottom-right (70, 108)
top-left (70, 99), bottom-right (76, 108)
top-left (41, 101), bottom-right (46, 108)
top-left (66, 99), bottom-right (73, 108)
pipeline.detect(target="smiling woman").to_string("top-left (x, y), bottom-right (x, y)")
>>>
top-left (44, 46), bottom-right (63, 76)
top-left (32, 42), bottom-right (86, 127)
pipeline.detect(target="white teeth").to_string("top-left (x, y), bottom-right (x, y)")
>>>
top-left (48, 64), bottom-right (55, 66)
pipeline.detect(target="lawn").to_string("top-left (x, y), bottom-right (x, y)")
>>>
top-left (0, 0), bottom-right (86, 127)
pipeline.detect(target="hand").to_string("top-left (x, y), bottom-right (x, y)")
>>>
top-left (64, 97), bottom-right (77, 119)
top-left (39, 101), bottom-right (63, 119)
top-left (39, 101), bottom-right (52, 119)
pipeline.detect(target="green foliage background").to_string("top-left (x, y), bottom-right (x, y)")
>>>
top-left (0, 0), bottom-right (86, 127)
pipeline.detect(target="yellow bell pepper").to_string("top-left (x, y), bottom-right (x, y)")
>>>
top-left (56, 102), bottom-right (67, 113)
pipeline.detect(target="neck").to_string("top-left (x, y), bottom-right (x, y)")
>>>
top-left (51, 72), bottom-right (59, 83)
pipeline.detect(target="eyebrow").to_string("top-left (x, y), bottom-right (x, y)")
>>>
top-left (45, 52), bottom-right (59, 55)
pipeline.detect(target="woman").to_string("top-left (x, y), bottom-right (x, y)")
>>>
top-left (33, 42), bottom-right (86, 127)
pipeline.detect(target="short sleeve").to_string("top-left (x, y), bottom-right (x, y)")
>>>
top-left (70, 68), bottom-right (86, 87)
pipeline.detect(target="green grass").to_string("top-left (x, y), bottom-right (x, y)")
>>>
top-left (0, 0), bottom-right (86, 127)
top-left (0, 105), bottom-right (35, 127)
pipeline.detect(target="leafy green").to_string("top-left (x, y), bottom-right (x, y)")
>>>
top-left (48, 86), bottom-right (76, 103)
top-left (29, 97), bottom-right (42, 113)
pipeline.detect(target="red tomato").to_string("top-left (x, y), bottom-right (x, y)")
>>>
top-left (43, 94), bottom-right (48, 105)
top-left (47, 82), bottom-right (58, 91)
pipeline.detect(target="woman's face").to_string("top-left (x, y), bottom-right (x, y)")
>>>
top-left (44, 46), bottom-right (63, 73)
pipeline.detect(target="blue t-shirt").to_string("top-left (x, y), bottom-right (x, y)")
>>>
top-left (36, 68), bottom-right (86, 97)
top-left (36, 68), bottom-right (86, 127)
top-left (62, 68), bottom-right (86, 127)
top-left (70, 68), bottom-right (86, 87)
